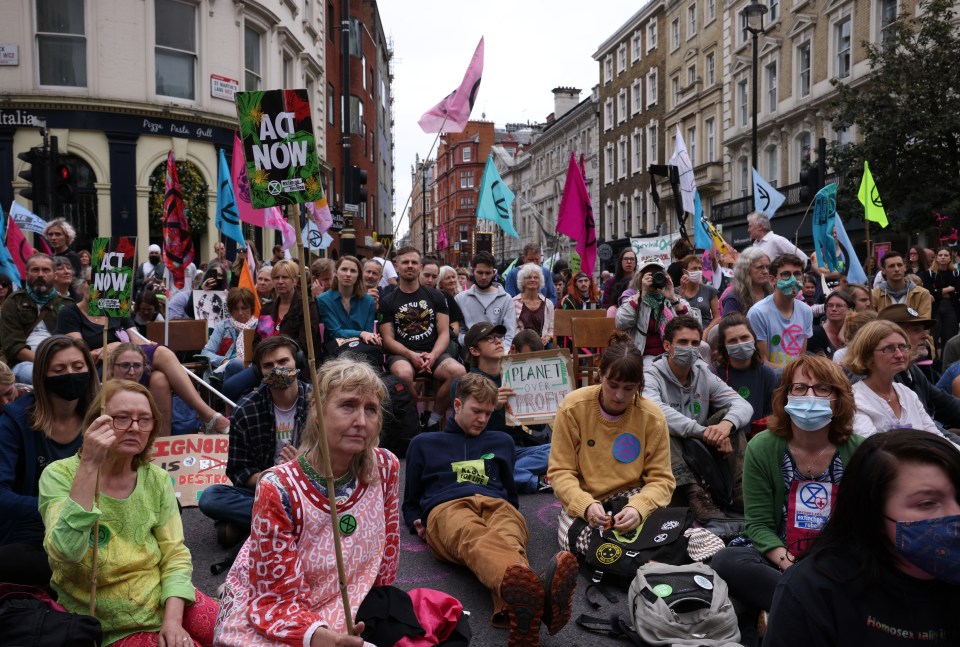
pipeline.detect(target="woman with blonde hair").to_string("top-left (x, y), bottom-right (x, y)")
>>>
top-left (0, 360), bottom-right (28, 413)
top-left (215, 357), bottom-right (400, 646)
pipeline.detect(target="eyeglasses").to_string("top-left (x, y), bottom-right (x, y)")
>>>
top-left (116, 362), bottom-right (144, 373)
top-left (777, 271), bottom-right (804, 280)
top-left (788, 383), bottom-right (836, 397)
top-left (479, 334), bottom-right (504, 344)
top-left (875, 344), bottom-right (910, 355)
top-left (111, 415), bottom-right (155, 432)
top-left (622, 258), bottom-right (637, 264)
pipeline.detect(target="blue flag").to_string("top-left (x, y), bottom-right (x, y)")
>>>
top-left (0, 204), bottom-right (22, 289)
top-left (216, 149), bottom-right (246, 248)
top-left (752, 168), bottom-right (787, 218)
top-left (693, 190), bottom-right (711, 249)
top-left (833, 215), bottom-right (867, 284)
top-left (812, 183), bottom-right (838, 274)
top-left (476, 155), bottom-right (518, 238)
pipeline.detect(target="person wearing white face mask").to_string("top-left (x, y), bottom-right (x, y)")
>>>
top-left (711, 354), bottom-right (862, 636)
top-left (711, 313), bottom-right (777, 426)
top-left (643, 315), bottom-right (753, 523)
top-left (678, 254), bottom-right (720, 336)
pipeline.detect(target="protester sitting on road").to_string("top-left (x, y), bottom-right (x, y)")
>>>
top-left (511, 329), bottom-right (544, 355)
top-left (678, 254), bottom-right (720, 336)
top-left (831, 309), bottom-right (878, 368)
top-left (600, 247), bottom-right (637, 307)
top-left (710, 313), bottom-right (777, 426)
top-left (549, 332), bottom-right (675, 553)
top-left (711, 355), bottom-right (863, 627)
top-left (199, 336), bottom-right (310, 549)
top-left (807, 290), bottom-right (853, 360)
top-left (513, 263), bottom-right (555, 350)
top-left (456, 251), bottom-right (516, 350)
top-left (200, 287), bottom-right (260, 384)
top-left (316, 255), bottom-right (380, 348)
top-left (505, 242), bottom-right (559, 306)
top-left (720, 247), bottom-right (772, 317)
top-left (643, 315), bottom-right (753, 523)
top-left (0, 335), bottom-right (98, 588)
top-left (0, 360), bottom-right (29, 414)
top-left (39, 379), bottom-right (218, 646)
top-left (766, 429), bottom-right (960, 645)
top-left (0, 253), bottom-right (74, 384)
top-left (615, 259), bottom-right (690, 364)
top-left (841, 283), bottom-right (873, 312)
top-left (362, 259), bottom-right (383, 308)
top-left (404, 373), bottom-right (579, 645)
top-left (215, 358), bottom-right (399, 647)
top-left (255, 265), bottom-right (274, 308)
top-left (132, 290), bottom-right (165, 336)
top-left (748, 254), bottom-right (813, 369)
top-left (310, 257), bottom-right (334, 297)
top-left (560, 272), bottom-right (601, 310)
top-left (0, 272), bottom-right (14, 311)
top-left (53, 256), bottom-right (79, 300)
top-left (56, 280), bottom-right (229, 436)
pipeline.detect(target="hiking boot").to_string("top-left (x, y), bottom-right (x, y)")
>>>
top-left (685, 484), bottom-right (726, 523)
top-left (536, 476), bottom-right (553, 493)
top-left (501, 563), bottom-right (544, 647)
top-left (541, 551), bottom-right (578, 635)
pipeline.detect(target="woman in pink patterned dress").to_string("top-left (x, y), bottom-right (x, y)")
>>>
top-left (214, 358), bottom-right (400, 647)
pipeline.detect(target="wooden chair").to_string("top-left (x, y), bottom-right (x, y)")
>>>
top-left (240, 329), bottom-right (256, 366)
top-left (553, 308), bottom-right (607, 340)
top-left (570, 317), bottom-right (618, 386)
top-left (145, 320), bottom-right (210, 372)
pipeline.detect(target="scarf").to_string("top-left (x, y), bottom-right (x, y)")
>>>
top-left (214, 316), bottom-right (259, 373)
top-left (26, 283), bottom-right (56, 307)
top-left (643, 292), bottom-right (674, 338)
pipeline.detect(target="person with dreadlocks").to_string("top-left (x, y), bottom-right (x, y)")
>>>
top-left (615, 259), bottom-right (690, 367)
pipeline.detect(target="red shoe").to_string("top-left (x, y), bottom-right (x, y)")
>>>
top-left (541, 551), bottom-right (578, 635)
top-left (501, 563), bottom-right (544, 647)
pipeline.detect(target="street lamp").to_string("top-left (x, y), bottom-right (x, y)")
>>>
top-left (742, 0), bottom-right (767, 185)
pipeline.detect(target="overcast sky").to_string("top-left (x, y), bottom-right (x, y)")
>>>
top-left (377, 2), bottom-right (643, 238)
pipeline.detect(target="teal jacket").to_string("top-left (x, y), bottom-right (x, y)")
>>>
top-left (744, 429), bottom-right (863, 555)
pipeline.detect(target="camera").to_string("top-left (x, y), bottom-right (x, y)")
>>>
top-left (652, 271), bottom-right (667, 290)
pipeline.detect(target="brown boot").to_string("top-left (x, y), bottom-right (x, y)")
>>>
top-left (684, 484), bottom-right (726, 523)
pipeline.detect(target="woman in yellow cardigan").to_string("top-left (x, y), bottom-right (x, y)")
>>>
top-left (548, 331), bottom-right (676, 553)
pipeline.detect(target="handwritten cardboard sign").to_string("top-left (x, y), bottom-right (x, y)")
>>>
top-left (192, 289), bottom-right (227, 326)
top-left (151, 433), bottom-right (229, 507)
top-left (502, 349), bottom-right (575, 425)
top-left (89, 237), bottom-right (136, 317)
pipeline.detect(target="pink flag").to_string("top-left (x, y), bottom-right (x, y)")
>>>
top-left (266, 207), bottom-right (297, 251)
top-left (305, 198), bottom-right (333, 235)
top-left (556, 152), bottom-right (597, 278)
top-left (231, 133), bottom-right (264, 227)
top-left (418, 37), bottom-right (484, 133)
top-left (437, 224), bottom-right (448, 250)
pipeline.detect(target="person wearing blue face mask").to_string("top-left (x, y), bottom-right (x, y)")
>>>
top-left (766, 429), bottom-right (960, 645)
top-left (747, 253), bottom-right (814, 370)
top-left (711, 354), bottom-right (862, 642)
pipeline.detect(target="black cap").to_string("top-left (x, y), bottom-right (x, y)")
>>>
top-left (464, 322), bottom-right (507, 349)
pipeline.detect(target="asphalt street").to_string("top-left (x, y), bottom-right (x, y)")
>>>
top-left (183, 464), bottom-right (634, 646)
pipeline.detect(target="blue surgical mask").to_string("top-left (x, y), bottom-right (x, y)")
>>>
top-left (783, 395), bottom-right (833, 431)
top-left (777, 276), bottom-right (800, 298)
top-left (889, 514), bottom-right (960, 585)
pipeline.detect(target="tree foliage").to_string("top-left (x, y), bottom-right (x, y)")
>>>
top-left (828, 0), bottom-right (960, 232)
top-left (148, 160), bottom-right (210, 238)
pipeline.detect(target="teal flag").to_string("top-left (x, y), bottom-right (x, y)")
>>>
top-left (216, 149), bottom-right (246, 248)
top-left (476, 155), bottom-right (518, 238)
top-left (812, 184), bottom-right (838, 272)
top-left (693, 190), bottom-right (710, 249)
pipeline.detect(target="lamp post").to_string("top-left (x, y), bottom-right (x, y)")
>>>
top-left (742, 0), bottom-right (767, 188)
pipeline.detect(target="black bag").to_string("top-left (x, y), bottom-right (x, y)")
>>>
top-left (380, 373), bottom-right (421, 458)
top-left (325, 338), bottom-right (385, 370)
top-left (571, 504), bottom-right (693, 587)
top-left (0, 584), bottom-right (102, 647)
top-left (682, 438), bottom-right (734, 511)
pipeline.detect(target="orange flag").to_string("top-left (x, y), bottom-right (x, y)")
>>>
top-left (239, 246), bottom-right (261, 318)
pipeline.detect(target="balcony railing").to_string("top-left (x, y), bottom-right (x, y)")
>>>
top-left (712, 173), bottom-right (841, 222)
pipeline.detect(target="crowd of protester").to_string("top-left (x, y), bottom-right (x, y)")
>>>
top-left (0, 215), bottom-right (958, 646)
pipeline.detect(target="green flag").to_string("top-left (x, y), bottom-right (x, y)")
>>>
top-left (858, 161), bottom-right (888, 228)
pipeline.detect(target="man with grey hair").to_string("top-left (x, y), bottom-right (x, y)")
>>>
top-left (372, 242), bottom-right (398, 288)
top-left (746, 212), bottom-right (809, 267)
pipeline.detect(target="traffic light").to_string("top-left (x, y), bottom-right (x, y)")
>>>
top-left (348, 165), bottom-right (368, 204)
top-left (799, 167), bottom-right (820, 204)
top-left (17, 147), bottom-right (48, 206)
top-left (53, 158), bottom-right (77, 204)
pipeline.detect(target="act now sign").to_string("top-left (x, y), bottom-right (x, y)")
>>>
top-left (89, 236), bottom-right (136, 317)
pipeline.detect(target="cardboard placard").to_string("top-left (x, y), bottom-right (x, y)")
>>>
top-left (151, 433), bottom-right (230, 507)
top-left (502, 349), bottom-right (575, 425)
top-left (234, 88), bottom-right (324, 208)
top-left (192, 290), bottom-right (227, 326)
top-left (89, 237), bottom-right (136, 317)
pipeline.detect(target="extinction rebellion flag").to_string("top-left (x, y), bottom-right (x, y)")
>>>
top-left (234, 89), bottom-right (325, 209)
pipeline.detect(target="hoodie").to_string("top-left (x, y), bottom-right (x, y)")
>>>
top-left (455, 284), bottom-right (518, 349)
top-left (871, 279), bottom-right (932, 318)
top-left (402, 418), bottom-right (518, 531)
top-left (642, 354), bottom-right (754, 438)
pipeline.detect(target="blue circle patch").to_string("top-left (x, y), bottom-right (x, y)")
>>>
top-left (612, 433), bottom-right (642, 463)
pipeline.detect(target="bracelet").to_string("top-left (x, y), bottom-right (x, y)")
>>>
top-left (670, 299), bottom-right (680, 306)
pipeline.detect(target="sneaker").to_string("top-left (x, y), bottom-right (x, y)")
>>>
top-left (686, 484), bottom-right (727, 524)
top-left (541, 551), bottom-right (578, 635)
top-left (501, 563), bottom-right (544, 647)
top-left (536, 476), bottom-right (553, 493)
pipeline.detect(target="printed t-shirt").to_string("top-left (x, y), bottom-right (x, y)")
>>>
top-left (378, 285), bottom-right (448, 354)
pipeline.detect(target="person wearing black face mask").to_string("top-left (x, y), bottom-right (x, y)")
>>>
top-left (134, 244), bottom-right (166, 301)
top-left (0, 335), bottom-right (98, 589)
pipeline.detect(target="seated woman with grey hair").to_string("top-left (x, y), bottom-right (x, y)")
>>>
top-left (512, 262), bottom-right (555, 348)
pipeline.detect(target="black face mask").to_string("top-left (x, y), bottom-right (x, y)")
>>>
top-left (44, 372), bottom-right (90, 401)
top-left (149, 255), bottom-right (161, 264)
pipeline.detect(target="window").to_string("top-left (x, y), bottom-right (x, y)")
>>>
top-left (632, 79), bottom-right (642, 114)
top-left (155, 0), bottom-right (197, 99)
top-left (459, 224), bottom-right (469, 242)
top-left (798, 131), bottom-right (812, 169)
top-left (648, 124), bottom-right (659, 163)
top-left (766, 62), bottom-right (777, 113)
top-left (687, 64), bottom-right (696, 86)
top-left (282, 56), bottom-right (292, 88)
top-left (798, 42), bottom-right (811, 97)
top-left (671, 18), bottom-right (680, 50)
top-left (740, 12), bottom-right (749, 44)
top-left (836, 18), bottom-right (851, 79)
top-left (648, 22), bottom-right (658, 50)
top-left (707, 0), bottom-right (716, 22)
top-left (244, 27), bottom-right (262, 90)
top-left (459, 170), bottom-right (474, 189)
top-left (634, 195), bottom-right (643, 229)
top-left (604, 56), bottom-right (613, 83)
top-left (631, 31), bottom-right (642, 62)
top-left (880, 0), bottom-right (898, 45)
top-left (647, 69), bottom-right (658, 106)
top-left (617, 44), bottom-right (626, 74)
top-left (607, 202), bottom-right (616, 238)
top-left (348, 19), bottom-right (362, 56)
top-left (462, 146), bottom-right (472, 162)
top-left (618, 90), bottom-right (627, 123)
top-left (688, 126), bottom-right (697, 166)
top-left (706, 53), bottom-right (715, 85)
top-left (766, 146), bottom-right (779, 185)
top-left (349, 95), bottom-right (364, 135)
top-left (672, 76), bottom-right (681, 106)
top-left (688, 4), bottom-right (697, 36)
top-left (327, 84), bottom-right (335, 125)
top-left (619, 138), bottom-right (628, 178)
top-left (705, 118), bottom-right (715, 162)
top-left (633, 131), bottom-right (643, 172)
top-left (605, 145), bottom-right (614, 183)
top-left (738, 79), bottom-right (748, 127)
top-left (459, 196), bottom-right (474, 210)
top-left (604, 98), bottom-right (614, 130)
top-left (740, 157), bottom-right (749, 195)
top-left (769, 0), bottom-right (779, 22)
top-left (836, 126), bottom-right (851, 147)
top-left (36, 0), bottom-right (87, 87)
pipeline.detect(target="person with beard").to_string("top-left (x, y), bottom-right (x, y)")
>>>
top-left (456, 251), bottom-right (517, 350)
top-left (560, 272), bottom-right (601, 310)
top-left (0, 254), bottom-right (73, 384)
top-left (0, 335), bottom-right (98, 588)
top-left (134, 244), bottom-right (166, 301)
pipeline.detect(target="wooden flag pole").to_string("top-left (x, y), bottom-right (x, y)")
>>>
top-left (292, 205), bottom-right (355, 633)
top-left (864, 219), bottom-right (872, 278)
top-left (89, 313), bottom-right (109, 616)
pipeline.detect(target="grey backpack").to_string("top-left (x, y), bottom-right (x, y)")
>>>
top-left (627, 562), bottom-right (741, 646)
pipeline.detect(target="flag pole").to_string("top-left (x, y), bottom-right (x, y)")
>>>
top-left (390, 115), bottom-right (449, 255)
top-left (292, 201), bottom-right (355, 633)
top-left (864, 219), bottom-right (872, 280)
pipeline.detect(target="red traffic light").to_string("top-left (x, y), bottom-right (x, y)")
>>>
top-left (56, 163), bottom-right (71, 182)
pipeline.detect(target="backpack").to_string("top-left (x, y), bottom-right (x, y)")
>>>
top-left (0, 583), bottom-right (103, 646)
top-left (379, 373), bottom-right (421, 459)
top-left (681, 438), bottom-right (734, 511)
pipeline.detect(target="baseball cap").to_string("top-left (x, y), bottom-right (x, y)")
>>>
top-left (877, 304), bottom-right (935, 330)
top-left (464, 322), bottom-right (507, 349)
top-left (638, 258), bottom-right (666, 275)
